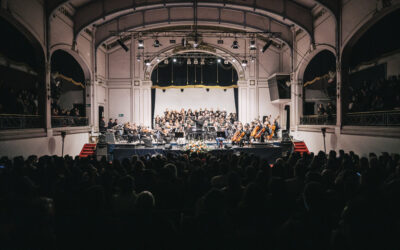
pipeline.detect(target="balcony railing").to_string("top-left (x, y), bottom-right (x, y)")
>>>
top-left (343, 110), bottom-right (400, 126)
top-left (300, 114), bottom-right (336, 125)
top-left (51, 116), bottom-right (89, 128)
top-left (0, 114), bottom-right (43, 130)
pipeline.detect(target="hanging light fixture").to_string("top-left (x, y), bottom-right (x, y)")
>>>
top-left (138, 40), bottom-right (144, 49)
top-left (187, 58), bottom-right (191, 65)
top-left (200, 58), bottom-right (205, 65)
top-left (145, 59), bottom-right (151, 66)
top-left (136, 56), bottom-right (141, 62)
top-left (153, 39), bottom-right (161, 47)
top-left (173, 58), bottom-right (177, 63)
top-left (241, 59), bottom-right (248, 67)
top-left (164, 59), bottom-right (169, 64)
top-left (193, 58), bottom-right (198, 65)
top-left (250, 40), bottom-right (256, 50)
top-left (231, 40), bottom-right (239, 49)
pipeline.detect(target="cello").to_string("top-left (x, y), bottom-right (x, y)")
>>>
top-left (267, 115), bottom-right (280, 140)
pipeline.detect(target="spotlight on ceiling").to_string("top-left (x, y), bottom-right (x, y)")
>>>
top-left (153, 39), bottom-right (161, 47)
top-left (187, 58), bottom-right (191, 65)
top-left (206, 88), bottom-right (210, 92)
top-left (193, 58), bottom-right (198, 65)
top-left (200, 58), bottom-right (205, 65)
top-left (193, 38), bottom-right (199, 48)
top-left (173, 58), bottom-right (177, 63)
top-left (181, 89), bottom-right (184, 92)
top-left (145, 59), bottom-right (151, 66)
top-left (250, 40), bottom-right (256, 50)
top-left (241, 59), bottom-right (248, 67)
top-left (164, 59), bottom-right (169, 64)
top-left (261, 40), bottom-right (273, 53)
top-left (231, 40), bottom-right (239, 49)
top-left (217, 58), bottom-right (221, 63)
top-left (138, 40), bottom-right (144, 49)
top-left (162, 89), bottom-right (166, 93)
top-left (117, 39), bottom-right (129, 52)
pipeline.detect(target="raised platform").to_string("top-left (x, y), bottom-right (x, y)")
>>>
top-left (105, 141), bottom-right (283, 164)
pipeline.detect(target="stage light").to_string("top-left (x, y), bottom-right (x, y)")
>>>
top-left (173, 58), bottom-right (177, 63)
top-left (200, 58), bottom-right (205, 65)
top-left (193, 58), bottom-right (198, 65)
top-left (138, 40), bottom-right (144, 49)
top-left (187, 58), bottom-right (191, 65)
top-left (145, 59), bottom-right (151, 66)
top-left (153, 39), bottom-right (161, 47)
top-left (217, 58), bottom-right (221, 63)
top-left (231, 40), bottom-right (239, 49)
top-left (250, 40), bottom-right (256, 50)
top-left (241, 59), bottom-right (248, 67)
top-left (164, 59), bottom-right (169, 64)
top-left (261, 40), bottom-right (273, 53)
top-left (117, 39), bottom-right (129, 52)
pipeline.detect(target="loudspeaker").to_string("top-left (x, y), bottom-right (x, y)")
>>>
top-left (105, 132), bottom-right (115, 144)
top-left (142, 137), bottom-right (153, 148)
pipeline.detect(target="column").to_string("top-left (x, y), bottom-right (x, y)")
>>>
top-left (45, 60), bottom-right (52, 136)
top-left (336, 59), bottom-right (342, 127)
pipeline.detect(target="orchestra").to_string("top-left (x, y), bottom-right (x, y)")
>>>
top-left (103, 108), bottom-right (280, 146)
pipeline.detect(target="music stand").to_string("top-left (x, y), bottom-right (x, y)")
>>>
top-left (175, 132), bottom-right (184, 138)
top-left (217, 131), bottom-right (226, 138)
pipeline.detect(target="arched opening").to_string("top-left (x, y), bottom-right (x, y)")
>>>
top-left (341, 8), bottom-right (400, 126)
top-left (0, 17), bottom-right (45, 129)
top-left (301, 50), bottom-right (336, 124)
top-left (50, 50), bottom-right (87, 127)
top-left (150, 52), bottom-right (239, 127)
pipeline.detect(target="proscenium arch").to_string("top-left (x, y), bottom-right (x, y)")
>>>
top-left (341, 3), bottom-right (400, 56)
top-left (70, 1), bottom-right (312, 43)
top-left (144, 45), bottom-right (247, 82)
top-left (94, 11), bottom-right (293, 50)
top-left (295, 45), bottom-right (337, 83)
top-left (50, 45), bottom-right (92, 81)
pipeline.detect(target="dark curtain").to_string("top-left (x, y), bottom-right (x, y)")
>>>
top-left (234, 88), bottom-right (239, 117)
top-left (151, 88), bottom-right (156, 128)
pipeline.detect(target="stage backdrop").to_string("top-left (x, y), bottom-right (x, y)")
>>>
top-left (154, 88), bottom-right (236, 117)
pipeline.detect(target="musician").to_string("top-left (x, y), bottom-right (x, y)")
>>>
top-left (112, 119), bottom-right (118, 127)
top-left (107, 118), bottom-right (114, 129)
top-left (99, 117), bottom-right (107, 132)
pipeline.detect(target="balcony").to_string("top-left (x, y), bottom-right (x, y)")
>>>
top-left (51, 116), bottom-right (89, 128)
top-left (343, 110), bottom-right (400, 126)
top-left (0, 114), bottom-right (43, 130)
top-left (300, 114), bottom-right (336, 125)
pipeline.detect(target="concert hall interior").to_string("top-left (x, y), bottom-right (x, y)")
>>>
top-left (1, 0), bottom-right (400, 249)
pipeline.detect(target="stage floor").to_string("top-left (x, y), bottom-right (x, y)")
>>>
top-left (107, 141), bottom-right (283, 164)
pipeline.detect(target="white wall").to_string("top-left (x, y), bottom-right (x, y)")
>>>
top-left (108, 88), bottom-right (131, 123)
top-left (0, 132), bottom-right (89, 158)
top-left (294, 130), bottom-right (400, 156)
top-left (154, 88), bottom-right (236, 117)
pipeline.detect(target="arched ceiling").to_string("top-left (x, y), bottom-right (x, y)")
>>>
top-left (48, 0), bottom-right (338, 49)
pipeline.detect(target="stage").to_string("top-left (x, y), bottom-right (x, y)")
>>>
top-left (105, 141), bottom-right (284, 164)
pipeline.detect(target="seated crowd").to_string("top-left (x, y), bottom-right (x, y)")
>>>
top-left (154, 108), bottom-right (237, 131)
top-left (0, 149), bottom-right (399, 250)
top-left (347, 75), bottom-right (400, 112)
top-left (0, 85), bottom-right (38, 115)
